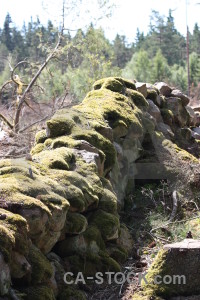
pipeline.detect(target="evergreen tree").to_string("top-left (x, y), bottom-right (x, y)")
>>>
top-left (113, 34), bottom-right (132, 68)
top-left (151, 49), bottom-right (170, 82)
top-left (1, 13), bottom-right (13, 51)
top-left (122, 50), bottom-right (151, 82)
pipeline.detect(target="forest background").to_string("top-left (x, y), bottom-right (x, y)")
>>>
top-left (0, 9), bottom-right (200, 105)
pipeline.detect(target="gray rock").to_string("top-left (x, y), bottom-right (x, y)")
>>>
top-left (166, 97), bottom-right (190, 127)
top-left (157, 122), bottom-right (174, 139)
top-left (147, 99), bottom-right (162, 122)
top-left (171, 89), bottom-right (190, 106)
top-left (195, 111), bottom-right (200, 126)
top-left (186, 106), bottom-right (197, 126)
top-left (154, 82), bottom-right (172, 96)
top-left (135, 82), bottom-right (147, 98)
top-left (0, 253), bottom-right (10, 296)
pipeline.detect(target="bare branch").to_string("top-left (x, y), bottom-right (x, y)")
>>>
top-left (11, 61), bottom-right (30, 86)
top-left (0, 113), bottom-right (13, 129)
top-left (19, 114), bottom-right (50, 133)
top-left (0, 80), bottom-right (13, 99)
top-left (14, 31), bottom-right (63, 132)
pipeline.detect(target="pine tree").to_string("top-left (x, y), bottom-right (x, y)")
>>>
top-left (1, 13), bottom-right (13, 51)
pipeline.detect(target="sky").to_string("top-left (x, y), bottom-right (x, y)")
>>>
top-left (0, 0), bottom-right (200, 43)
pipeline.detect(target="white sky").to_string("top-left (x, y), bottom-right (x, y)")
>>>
top-left (0, 0), bottom-right (200, 43)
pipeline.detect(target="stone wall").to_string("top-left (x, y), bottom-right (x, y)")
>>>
top-left (0, 77), bottom-right (199, 299)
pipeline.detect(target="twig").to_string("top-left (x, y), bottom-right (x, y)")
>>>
top-left (19, 114), bottom-right (50, 133)
top-left (0, 113), bottom-right (13, 129)
top-left (14, 22), bottom-right (64, 132)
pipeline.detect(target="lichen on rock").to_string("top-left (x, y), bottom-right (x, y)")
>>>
top-left (0, 77), bottom-right (200, 299)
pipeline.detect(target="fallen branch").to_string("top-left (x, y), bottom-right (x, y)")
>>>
top-left (0, 113), bottom-right (13, 129)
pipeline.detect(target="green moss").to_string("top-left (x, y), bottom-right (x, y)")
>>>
top-left (72, 129), bottom-right (116, 171)
top-left (107, 245), bottom-right (128, 263)
top-left (0, 209), bottom-right (29, 262)
top-left (47, 115), bottom-right (75, 138)
top-left (147, 88), bottom-right (158, 101)
top-left (93, 77), bottom-right (124, 93)
top-left (35, 130), bottom-right (47, 144)
top-left (126, 89), bottom-right (149, 110)
top-left (51, 136), bottom-right (79, 149)
top-left (28, 244), bottom-right (53, 284)
top-left (142, 116), bottom-right (155, 134)
top-left (83, 225), bottom-right (105, 250)
top-left (23, 286), bottom-right (55, 300)
top-left (160, 108), bottom-right (174, 126)
top-left (98, 188), bottom-right (118, 212)
top-left (115, 77), bottom-right (136, 90)
top-left (89, 210), bottom-right (120, 241)
top-left (0, 224), bottom-right (15, 262)
top-left (67, 251), bottom-right (120, 277)
top-left (58, 287), bottom-right (86, 300)
top-left (65, 212), bottom-right (88, 234)
top-left (34, 147), bottom-right (75, 170)
top-left (44, 138), bottom-right (53, 147)
top-left (31, 143), bottom-right (44, 155)
top-left (36, 193), bottom-right (69, 210)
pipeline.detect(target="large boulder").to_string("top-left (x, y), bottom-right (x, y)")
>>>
top-left (133, 239), bottom-right (200, 299)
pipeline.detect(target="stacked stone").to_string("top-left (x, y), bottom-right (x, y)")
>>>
top-left (0, 77), bottom-right (198, 299)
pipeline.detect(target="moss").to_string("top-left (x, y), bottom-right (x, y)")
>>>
top-left (162, 139), bottom-right (198, 162)
top-left (58, 287), bottom-right (86, 300)
top-left (80, 88), bottom-right (142, 129)
top-left (93, 77), bottom-right (124, 93)
top-left (28, 244), bottom-right (53, 284)
top-left (83, 225), bottom-right (105, 251)
top-left (36, 193), bottom-right (69, 210)
top-left (147, 88), bottom-right (158, 101)
top-left (51, 136), bottom-right (79, 149)
top-left (72, 129), bottom-right (116, 171)
top-left (65, 212), bottom-right (88, 234)
top-left (47, 171), bottom-right (87, 212)
top-left (89, 210), bottom-right (120, 241)
top-left (115, 77), bottom-right (136, 90)
top-left (107, 245), bottom-right (128, 263)
top-left (126, 89), bottom-right (149, 110)
top-left (35, 130), bottom-right (47, 144)
top-left (47, 115), bottom-right (75, 138)
top-left (23, 286), bottom-right (55, 300)
top-left (0, 208), bottom-right (29, 263)
top-left (99, 252), bottom-right (121, 272)
top-left (34, 147), bottom-right (75, 170)
top-left (44, 138), bottom-right (53, 147)
top-left (67, 251), bottom-right (120, 277)
top-left (98, 188), bottom-right (118, 213)
top-left (160, 108), bottom-right (174, 126)
top-left (142, 116), bottom-right (155, 134)
top-left (31, 143), bottom-right (44, 155)
top-left (0, 224), bottom-right (15, 262)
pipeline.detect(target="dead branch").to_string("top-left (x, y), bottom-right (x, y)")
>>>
top-left (14, 32), bottom-right (63, 132)
top-left (10, 61), bottom-right (30, 87)
top-left (19, 114), bottom-right (50, 133)
top-left (0, 113), bottom-right (13, 129)
top-left (0, 80), bottom-right (13, 99)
